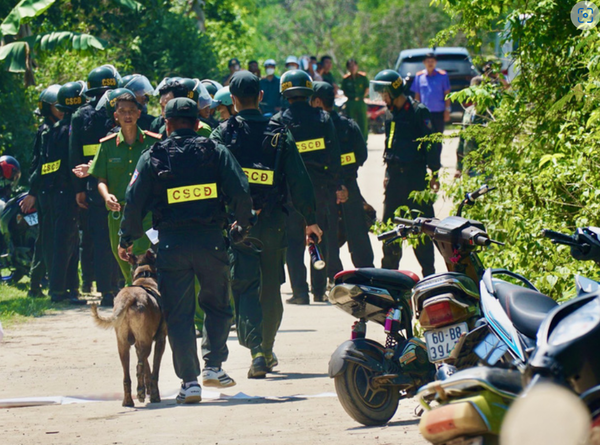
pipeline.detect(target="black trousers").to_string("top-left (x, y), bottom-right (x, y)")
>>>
top-left (229, 208), bottom-right (287, 355)
top-left (87, 201), bottom-right (120, 293)
top-left (29, 202), bottom-right (46, 290)
top-left (381, 165), bottom-right (435, 277)
top-left (286, 183), bottom-right (338, 297)
top-left (78, 207), bottom-right (95, 286)
top-left (339, 178), bottom-right (374, 269)
top-left (430, 111), bottom-right (445, 166)
top-left (157, 229), bottom-right (233, 382)
top-left (38, 189), bottom-right (79, 295)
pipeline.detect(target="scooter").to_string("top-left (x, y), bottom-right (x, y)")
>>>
top-left (0, 191), bottom-right (38, 282)
top-left (417, 227), bottom-right (600, 445)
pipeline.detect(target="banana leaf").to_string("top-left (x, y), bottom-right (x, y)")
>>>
top-left (0, 0), bottom-right (57, 37)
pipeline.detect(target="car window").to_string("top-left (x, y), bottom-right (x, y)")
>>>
top-left (397, 54), bottom-right (476, 77)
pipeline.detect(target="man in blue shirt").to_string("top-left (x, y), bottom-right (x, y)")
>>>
top-left (259, 59), bottom-right (281, 116)
top-left (411, 52), bottom-right (451, 161)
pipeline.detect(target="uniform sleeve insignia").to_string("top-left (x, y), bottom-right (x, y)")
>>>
top-left (144, 130), bottom-right (162, 140)
top-left (99, 133), bottom-right (118, 143)
top-left (129, 169), bottom-right (139, 186)
top-left (424, 119), bottom-right (433, 130)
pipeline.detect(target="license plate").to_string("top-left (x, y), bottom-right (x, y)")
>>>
top-left (24, 212), bottom-right (38, 226)
top-left (424, 322), bottom-right (468, 362)
top-left (446, 437), bottom-right (483, 445)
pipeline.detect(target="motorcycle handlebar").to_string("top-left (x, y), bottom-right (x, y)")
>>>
top-left (393, 217), bottom-right (415, 226)
top-left (542, 229), bottom-right (577, 246)
top-left (377, 229), bottom-right (400, 241)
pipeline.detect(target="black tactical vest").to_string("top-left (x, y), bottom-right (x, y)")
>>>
top-left (149, 135), bottom-right (223, 228)
top-left (219, 116), bottom-right (286, 210)
top-left (384, 97), bottom-right (426, 166)
top-left (76, 103), bottom-right (113, 161)
top-left (332, 113), bottom-right (359, 179)
top-left (281, 106), bottom-right (333, 176)
top-left (40, 118), bottom-right (72, 189)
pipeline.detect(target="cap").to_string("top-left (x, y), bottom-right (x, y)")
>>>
top-left (312, 81), bottom-right (335, 101)
top-left (164, 98), bottom-right (198, 119)
top-left (228, 58), bottom-right (241, 67)
top-left (229, 71), bottom-right (260, 98)
top-left (424, 52), bottom-right (437, 60)
top-left (285, 55), bottom-right (299, 66)
top-left (264, 59), bottom-right (277, 67)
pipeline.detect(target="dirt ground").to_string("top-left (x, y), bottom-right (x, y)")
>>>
top-left (0, 132), bottom-right (458, 445)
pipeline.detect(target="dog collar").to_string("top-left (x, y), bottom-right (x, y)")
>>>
top-left (136, 270), bottom-right (157, 279)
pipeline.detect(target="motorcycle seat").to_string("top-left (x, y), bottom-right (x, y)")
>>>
top-left (335, 268), bottom-right (418, 290)
top-left (493, 281), bottom-right (558, 339)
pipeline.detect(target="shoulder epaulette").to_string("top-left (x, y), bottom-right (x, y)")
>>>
top-left (343, 73), bottom-right (351, 79)
top-left (437, 69), bottom-right (447, 75)
top-left (358, 71), bottom-right (367, 76)
top-left (416, 70), bottom-right (426, 75)
top-left (99, 133), bottom-right (118, 143)
top-left (144, 130), bottom-right (162, 140)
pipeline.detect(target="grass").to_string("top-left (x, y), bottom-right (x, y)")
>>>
top-left (0, 279), bottom-right (55, 326)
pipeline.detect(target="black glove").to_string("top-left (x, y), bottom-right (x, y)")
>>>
top-left (229, 224), bottom-right (250, 244)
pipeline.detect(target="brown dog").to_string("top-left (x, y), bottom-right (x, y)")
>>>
top-left (91, 250), bottom-right (167, 407)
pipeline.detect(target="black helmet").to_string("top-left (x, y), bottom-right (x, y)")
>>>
top-left (120, 74), bottom-right (154, 105)
top-left (95, 88), bottom-right (140, 116)
top-left (56, 81), bottom-right (87, 113)
top-left (201, 79), bottom-right (223, 98)
top-left (37, 84), bottom-right (61, 117)
top-left (370, 69), bottom-right (405, 100)
top-left (0, 155), bottom-right (21, 189)
top-left (119, 74), bottom-right (135, 88)
top-left (154, 77), bottom-right (183, 97)
top-left (280, 70), bottom-right (313, 98)
top-left (86, 64), bottom-right (121, 97)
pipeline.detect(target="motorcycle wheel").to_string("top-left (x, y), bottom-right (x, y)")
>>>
top-left (334, 354), bottom-right (400, 426)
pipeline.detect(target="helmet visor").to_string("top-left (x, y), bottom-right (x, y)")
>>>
top-left (123, 75), bottom-right (154, 97)
top-left (95, 91), bottom-right (111, 111)
top-left (193, 79), bottom-right (213, 110)
top-left (369, 81), bottom-right (391, 102)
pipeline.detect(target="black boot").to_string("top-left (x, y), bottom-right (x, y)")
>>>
top-left (286, 294), bottom-right (309, 305)
top-left (248, 355), bottom-right (268, 379)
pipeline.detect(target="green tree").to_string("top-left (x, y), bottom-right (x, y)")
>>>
top-left (440, 0), bottom-right (600, 298)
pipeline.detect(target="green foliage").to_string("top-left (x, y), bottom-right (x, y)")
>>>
top-left (0, 281), bottom-right (53, 324)
top-left (239, 0), bottom-right (466, 77)
top-left (438, 0), bottom-right (600, 298)
top-left (0, 0), bottom-right (56, 36)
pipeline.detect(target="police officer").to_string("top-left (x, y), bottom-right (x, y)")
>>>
top-left (69, 65), bottom-right (121, 306)
top-left (214, 86), bottom-right (235, 121)
top-left (119, 74), bottom-right (156, 130)
top-left (150, 78), bottom-right (212, 138)
top-left (211, 71), bottom-right (319, 377)
top-left (310, 81), bottom-right (374, 271)
top-left (87, 89), bottom-right (161, 285)
top-left (118, 98), bottom-right (254, 404)
top-left (341, 59), bottom-right (370, 141)
top-left (23, 84), bottom-right (62, 298)
top-left (272, 70), bottom-right (347, 304)
top-left (37, 82), bottom-right (87, 304)
top-left (200, 79), bottom-right (222, 129)
top-left (371, 70), bottom-right (440, 277)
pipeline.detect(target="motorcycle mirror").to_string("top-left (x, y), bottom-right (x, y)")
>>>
top-left (500, 383), bottom-right (590, 445)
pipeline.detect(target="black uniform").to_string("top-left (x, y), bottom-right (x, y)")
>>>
top-left (36, 116), bottom-right (79, 298)
top-left (137, 111), bottom-right (156, 131)
top-left (212, 110), bottom-right (317, 357)
top-left (28, 119), bottom-right (52, 294)
top-left (272, 100), bottom-right (343, 300)
top-left (69, 102), bottom-right (120, 294)
top-left (382, 97), bottom-right (439, 276)
top-left (120, 128), bottom-right (253, 382)
top-left (331, 110), bottom-right (374, 270)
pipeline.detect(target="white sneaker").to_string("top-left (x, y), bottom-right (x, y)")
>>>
top-left (202, 367), bottom-right (236, 388)
top-left (176, 382), bottom-right (202, 404)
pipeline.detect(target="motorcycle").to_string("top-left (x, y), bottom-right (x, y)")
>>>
top-left (328, 264), bottom-right (434, 425)
top-left (365, 98), bottom-right (387, 134)
top-left (417, 227), bottom-right (600, 445)
top-left (0, 191), bottom-right (38, 282)
top-left (380, 185), bottom-right (561, 376)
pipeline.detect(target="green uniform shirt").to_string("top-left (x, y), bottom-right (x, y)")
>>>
top-left (89, 126), bottom-right (162, 202)
top-left (322, 71), bottom-right (336, 86)
top-left (341, 72), bottom-right (369, 101)
top-left (157, 119), bottom-right (212, 139)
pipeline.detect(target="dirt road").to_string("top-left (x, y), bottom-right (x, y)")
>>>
top-left (0, 132), bottom-right (458, 445)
